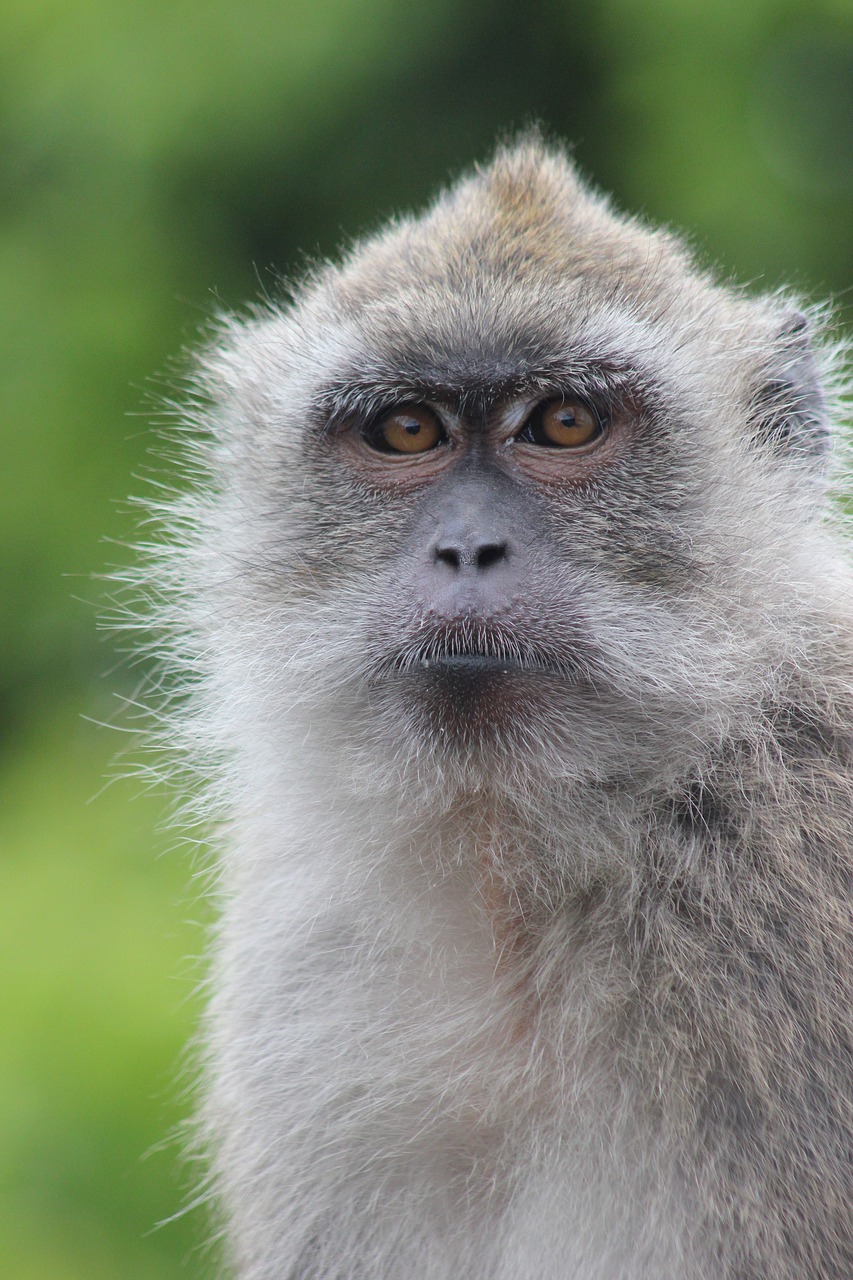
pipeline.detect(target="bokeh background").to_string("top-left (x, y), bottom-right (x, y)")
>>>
top-left (2, 0), bottom-right (852, 1276)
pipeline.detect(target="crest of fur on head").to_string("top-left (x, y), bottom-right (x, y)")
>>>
top-left (137, 135), bottom-right (853, 1280)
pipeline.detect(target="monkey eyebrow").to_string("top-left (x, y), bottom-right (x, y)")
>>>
top-left (309, 362), bottom-right (650, 432)
top-left (309, 378), bottom-right (453, 431)
top-left (309, 360), bottom-right (547, 420)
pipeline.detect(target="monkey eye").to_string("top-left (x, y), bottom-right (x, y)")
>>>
top-left (519, 398), bottom-right (604, 449)
top-left (365, 405), bottom-right (445, 455)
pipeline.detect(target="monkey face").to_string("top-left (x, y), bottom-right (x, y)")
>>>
top-left (265, 345), bottom-right (740, 783)
top-left (333, 389), bottom-right (634, 756)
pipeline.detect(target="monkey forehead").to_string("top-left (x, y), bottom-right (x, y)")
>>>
top-left (289, 141), bottom-right (770, 408)
top-left (299, 276), bottom-right (736, 429)
top-left (307, 320), bottom-right (660, 426)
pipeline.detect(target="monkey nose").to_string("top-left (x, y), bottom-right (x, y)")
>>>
top-left (433, 539), bottom-right (509, 573)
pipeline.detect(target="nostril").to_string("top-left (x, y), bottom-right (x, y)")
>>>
top-left (435, 546), bottom-right (462, 570)
top-left (433, 541), bottom-right (508, 571)
top-left (476, 542), bottom-right (508, 570)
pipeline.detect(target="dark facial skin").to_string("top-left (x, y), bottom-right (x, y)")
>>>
top-left (319, 389), bottom-right (640, 749)
top-left (340, 391), bottom-right (628, 665)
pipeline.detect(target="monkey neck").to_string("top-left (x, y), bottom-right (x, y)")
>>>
top-left (402, 779), bottom-right (633, 966)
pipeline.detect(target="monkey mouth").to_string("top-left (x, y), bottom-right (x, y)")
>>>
top-left (417, 653), bottom-right (529, 675)
top-left (363, 619), bottom-right (596, 749)
top-left (365, 620), bottom-right (585, 683)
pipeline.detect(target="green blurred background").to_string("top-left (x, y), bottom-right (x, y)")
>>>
top-left (2, 0), bottom-right (852, 1276)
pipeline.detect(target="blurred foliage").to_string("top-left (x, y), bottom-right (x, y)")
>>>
top-left (1, 0), bottom-right (851, 1276)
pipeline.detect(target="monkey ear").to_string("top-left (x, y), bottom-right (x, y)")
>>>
top-left (749, 310), bottom-right (831, 467)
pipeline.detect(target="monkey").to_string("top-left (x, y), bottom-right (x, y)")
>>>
top-left (144, 136), bottom-right (853, 1278)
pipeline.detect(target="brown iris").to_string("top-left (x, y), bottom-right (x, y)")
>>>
top-left (524, 398), bottom-right (603, 448)
top-left (370, 405), bottom-right (443, 454)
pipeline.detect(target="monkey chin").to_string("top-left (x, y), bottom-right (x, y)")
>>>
top-left (370, 655), bottom-right (585, 762)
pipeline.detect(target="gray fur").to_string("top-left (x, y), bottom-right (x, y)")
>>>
top-left (139, 138), bottom-right (853, 1278)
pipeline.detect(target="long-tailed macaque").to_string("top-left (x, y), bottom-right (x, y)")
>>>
top-left (146, 137), bottom-right (853, 1277)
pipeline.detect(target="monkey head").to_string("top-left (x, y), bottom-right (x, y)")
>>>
top-left (190, 138), bottom-right (834, 790)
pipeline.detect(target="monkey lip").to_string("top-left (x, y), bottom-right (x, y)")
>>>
top-left (417, 653), bottom-right (555, 676)
top-left (367, 626), bottom-right (582, 682)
